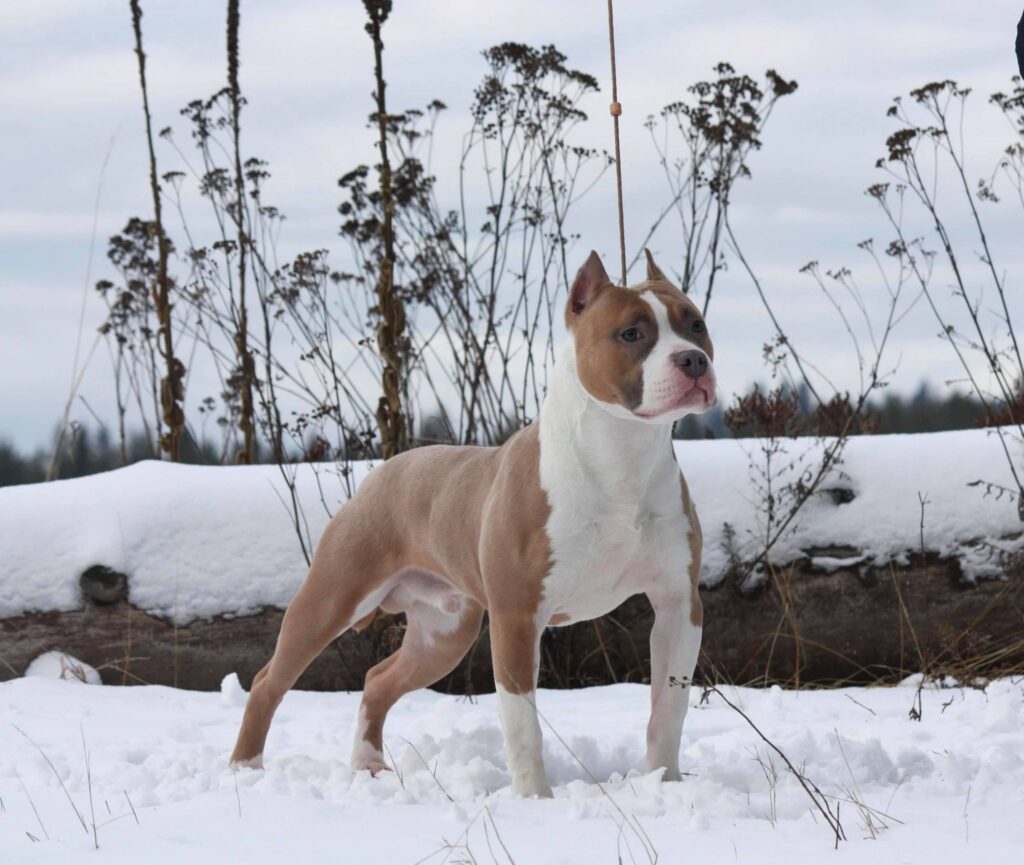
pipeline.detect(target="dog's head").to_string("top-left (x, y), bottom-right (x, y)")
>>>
top-left (564, 249), bottom-right (717, 424)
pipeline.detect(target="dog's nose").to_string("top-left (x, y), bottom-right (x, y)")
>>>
top-left (671, 350), bottom-right (708, 380)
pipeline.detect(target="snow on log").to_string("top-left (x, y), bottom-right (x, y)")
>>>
top-left (1, 428), bottom-right (1021, 687)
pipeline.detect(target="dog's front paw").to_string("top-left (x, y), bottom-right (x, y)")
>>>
top-left (230, 754), bottom-right (264, 771)
top-left (511, 774), bottom-right (554, 799)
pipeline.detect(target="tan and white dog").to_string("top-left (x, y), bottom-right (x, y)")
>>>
top-left (230, 249), bottom-right (717, 797)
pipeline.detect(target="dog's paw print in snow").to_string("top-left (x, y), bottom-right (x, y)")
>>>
top-left (894, 746), bottom-right (934, 781)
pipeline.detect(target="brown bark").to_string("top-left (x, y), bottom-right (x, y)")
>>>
top-left (3, 555), bottom-right (1020, 691)
top-left (364, 0), bottom-right (408, 459)
top-left (227, 0), bottom-right (257, 464)
top-left (129, 0), bottom-right (186, 461)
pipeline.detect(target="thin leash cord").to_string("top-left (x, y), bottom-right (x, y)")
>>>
top-left (606, 0), bottom-right (627, 286)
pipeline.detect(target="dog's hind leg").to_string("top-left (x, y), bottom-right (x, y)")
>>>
top-left (351, 593), bottom-right (483, 773)
top-left (230, 551), bottom-right (385, 768)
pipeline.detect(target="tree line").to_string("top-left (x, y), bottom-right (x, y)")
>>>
top-left (0, 383), bottom-right (991, 487)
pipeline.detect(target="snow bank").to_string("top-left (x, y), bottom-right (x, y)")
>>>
top-left (0, 428), bottom-right (1019, 623)
top-left (1, 676), bottom-right (1022, 863)
top-left (24, 651), bottom-right (101, 685)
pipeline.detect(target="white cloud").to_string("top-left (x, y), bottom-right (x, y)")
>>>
top-left (2, 0), bottom-right (1023, 449)
top-left (0, 210), bottom-right (126, 240)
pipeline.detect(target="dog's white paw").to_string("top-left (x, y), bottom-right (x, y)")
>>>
top-left (352, 758), bottom-right (391, 776)
top-left (511, 774), bottom-right (554, 799)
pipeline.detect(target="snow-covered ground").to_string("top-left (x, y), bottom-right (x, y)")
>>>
top-left (3, 428), bottom-right (1020, 858)
top-left (2, 428), bottom-right (1020, 623)
top-left (1, 673), bottom-right (1022, 864)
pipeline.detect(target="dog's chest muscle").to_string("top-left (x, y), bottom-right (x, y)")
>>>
top-left (538, 455), bottom-right (690, 624)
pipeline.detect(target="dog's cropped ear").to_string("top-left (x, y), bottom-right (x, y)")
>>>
top-left (566, 251), bottom-right (611, 326)
top-left (644, 248), bottom-right (669, 283)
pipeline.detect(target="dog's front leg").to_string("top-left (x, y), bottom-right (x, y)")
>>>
top-left (645, 589), bottom-right (702, 781)
top-left (489, 612), bottom-right (552, 798)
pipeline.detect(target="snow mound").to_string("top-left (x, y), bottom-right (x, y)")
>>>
top-left (220, 672), bottom-right (248, 708)
top-left (24, 651), bottom-right (101, 684)
top-left (0, 428), bottom-right (1019, 623)
top-left (1, 676), bottom-right (1022, 863)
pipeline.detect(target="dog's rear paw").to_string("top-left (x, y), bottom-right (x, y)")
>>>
top-left (230, 754), bottom-right (264, 771)
top-left (352, 758), bottom-right (391, 776)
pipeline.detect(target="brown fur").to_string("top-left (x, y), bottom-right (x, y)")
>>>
top-left (231, 249), bottom-right (710, 783)
top-left (679, 471), bottom-right (704, 627)
top-left (573, 286), bottom-right (658, 410)
top-left (230, 425), bottom-right (552, 765)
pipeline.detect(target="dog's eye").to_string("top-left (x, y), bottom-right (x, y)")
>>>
top-left (620, 327), bottom-right (642, 343)
top-left (692, 320), bottom-right (705, 334)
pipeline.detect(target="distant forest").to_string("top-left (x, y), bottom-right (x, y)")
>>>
top-left (0, 384), bottom-right (989, 487)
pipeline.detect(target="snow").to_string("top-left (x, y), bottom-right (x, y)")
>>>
top-left (24, 652), bottom-right (101, 685)
top-left (0, 460), bottom-right (371, 622)
top-left (0, 427), bottom-right (1019, 623)
top-left (1, 675), bottom-right (1022, 863)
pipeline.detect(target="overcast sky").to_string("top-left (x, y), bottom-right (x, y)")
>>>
top-left (2, 0), bottom-right (1022, 451)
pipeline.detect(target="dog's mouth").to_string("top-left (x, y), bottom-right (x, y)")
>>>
top-left (634, 381), bottom-right (716, 419)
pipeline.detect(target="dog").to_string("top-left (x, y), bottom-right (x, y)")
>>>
top-left (230, 249), bottom-right (717, 797)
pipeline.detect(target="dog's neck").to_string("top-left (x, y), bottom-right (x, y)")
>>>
top-left (538, 343), bottom-right (676, 500)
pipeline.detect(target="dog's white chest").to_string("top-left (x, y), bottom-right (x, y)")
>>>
top-left (539, 479), bottom-right (692, 625)
top-left (534, 344), bottom-right (696, 627)
top-left (544, 513), bottom-right (642, 622)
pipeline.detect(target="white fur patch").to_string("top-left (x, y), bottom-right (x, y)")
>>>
top-left (350, 704), bottom-right (386, 771)
top-left (646, 606), bottom-right (702, 779)
top-left (495, 685), bottom-right (552, 797)
top-left (537, 345), bottom-right (696, 625)
top-left (383, 569), bottom-right (465, 617)
top-left (374, 569), bottom-right (467, 648)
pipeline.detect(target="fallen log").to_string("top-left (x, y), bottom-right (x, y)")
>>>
top-left (2, 553), bottom-right (1020, 691)
top-left (3, 431), bottom-right (1022, 689)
